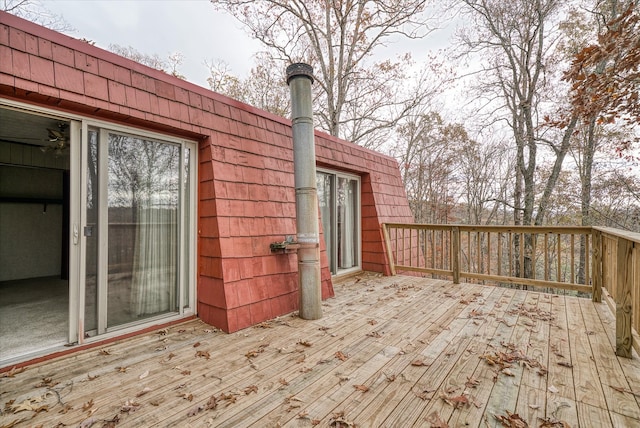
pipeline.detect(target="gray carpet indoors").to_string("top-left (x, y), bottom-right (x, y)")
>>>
top-left (0, 276), bottom-right (68, 362)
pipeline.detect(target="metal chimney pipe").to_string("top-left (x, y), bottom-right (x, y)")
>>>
top-left (286, 63), bottom-right (322, 320)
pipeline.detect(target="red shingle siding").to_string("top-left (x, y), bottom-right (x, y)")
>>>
top-left (0, 11), bottom-right (414, 333)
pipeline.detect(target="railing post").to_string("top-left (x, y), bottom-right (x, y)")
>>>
top-left (381, 224), bottom-right (396, 276)
top-left (616, 237), bottom-right (633, 358)
top-left (592, 229), bottom-right (602, 303)
top-left (452, 226), bottom-right (460, 284)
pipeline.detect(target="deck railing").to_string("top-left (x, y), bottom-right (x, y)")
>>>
top-left (382, 223), bottom-right (640, 358)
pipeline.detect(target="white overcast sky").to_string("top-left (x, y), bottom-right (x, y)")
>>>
top-left (44, 0), bottom-right (264, 87)
top-left (42, 0), bottom-right (457, 90)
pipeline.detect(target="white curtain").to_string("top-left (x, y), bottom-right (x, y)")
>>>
top-left (132, 205), bottom-right (177, 316)
top-left (339, 179), bottom-right (355, 268)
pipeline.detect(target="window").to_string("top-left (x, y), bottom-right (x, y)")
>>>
top-left (317, 170), bottom-right (360, 275)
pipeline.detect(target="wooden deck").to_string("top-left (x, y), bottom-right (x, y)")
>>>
top-left (1, 274), bottom-right (639, 427)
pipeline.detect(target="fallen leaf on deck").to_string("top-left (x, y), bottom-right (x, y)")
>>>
top-left (77, 417), bottom-right (96, 428)
top-left (366, 331), bottom-right (382, 338)
top-left (501, 368), bottom-right (515, 377)
top-left (82, 399), bottom-right (94, 411)
top-left (465, 377), bottom-right (480, 388)
top-left (426, 411), bottom-right (449, 427)
top-left (440, 392), bottom-right (470, 409)
top-left (538, 416), bottom-right (570, 427)
top-left (353, 384), bottom-right (369, 392)
top-left (138, 370), bottom-right (149, 380)
top-left (557, 362), bottom-right (573, 368)
top-left (115, 366), bottom-right (128, 373)
top-left (411, 359), bottom-right (428, 367)
top-left (181, 370), bottom-right (191, 375)
top-left (329, 411), bottom-right (355, 427)
top-left (187, 404), bottom-right (204, 417)
top-left (98, 349), bottom-right (111, 356)
top-left (384, 373), bottom-right (396, 382)
top-left (196, 350), bottom-right (211, 359)
top-left (368, 319), bottom-right (378, 325)
top-left (1, 366), bottom-right (27, 378)
top-left (494, 411), bottom-right (528, 427)
top-left (244, 385), bottom-right (258, 395)
top-left (87, 373), bottom-right (99, 381)
top-left (311, 419), bottom-right (321, 425)
top-left (136, 387), bottom-right (152, 397)
top-left (193, 341), bottom-right (201, 347)
top-left (297, 340), bottom-right (313, 347)
top-left (279, 378), bottom-right (289, 386)
top-left (206, 394), bottom-right (218, 410)
top-left (120, 399), bottom-right (141, 413)
top-left (102, 414), bottom-right (120, 428)
top-left (548, 385), bottom-right (559, 393)
top-left (35, 377), bottom-right (58, 388)
top-left (59, 403), bottom-right (73, 414)
top-left (335, 351), bottom-right (349, 361)
top-left (178, 393), bottom-right (194, 401)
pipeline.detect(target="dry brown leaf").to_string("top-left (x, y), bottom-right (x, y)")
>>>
top-left (298, 410), bottom-right (310, 419)
top-left (311, 419), bottom-right (321, 426)
top-left (98, 349), bottom-right (111, 356)
top-left (59, 403), bottom-right (73, 414)
top-left (538, 417), bottom-right (570, 427)
top-left (87, 374), bottom-right (99, 381)
top-left (178, 393), bottom-right (194, 401)
top-left (193, 341), bottom-right (201, 348)
top-left (78, 417), bottom-right (96, 428)
top-left (82, 399), bottom-right (94, 411)
top-left (180, 370), bottom-right (191, 376)
top-left (557, 362), bottom-right (573, 368)
top-left (501, 368), bottom-right (515, 377)
top-left (411, 359), bottom-right (428, 367)
top-left (279, 378), bottom-right (289, 386)
top-left (368, 319), bottom-right (378, 325)
top-left (353, 384), bottom-right (369, 392)
top-left (206, 394), bottom-right (218, 410)
top-left (196, 350), bottom-right (211, 359)
top-left (297, 340), bottom-right (313, 347)
top-left (120, 399), bottom-right (141, 413)
top-left (465, 377), bottom-right (480, 388)
top-left (102, 414), bottom-right (120, 428)
top-left (244, 385), bottom-right (258, 395)
top-left (187, 404), bottom-right (204, 417)
top-left (115, 366), bottom-right (128, 373)
top-left (335, 351), bottom-right (349, 361)
top-left (494, 411), bottom-right (528, 427)
top-left (440, 392), bottom-right (470, 409)
top-left (1, 366), bottom-right (27, 378)
top-left (136, 387), bottom-right (152, 397)
top-left (35, 377), bottom-right (59, 388)
top-left (426, 410), bottom-right (450, 428)
top-left (366, 331), bottom-right (382, 338)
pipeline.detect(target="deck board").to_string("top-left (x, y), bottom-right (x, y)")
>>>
top-left (1, 273), bottom-right (638, 427)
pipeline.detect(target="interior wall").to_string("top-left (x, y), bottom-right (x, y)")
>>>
top-left (0, 164), bottom-right (64, 281)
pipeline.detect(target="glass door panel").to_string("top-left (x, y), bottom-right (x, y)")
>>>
top-left (106, 133), bottom-right (180, 327)
top-left (84, 129), bottom-right (99, 334)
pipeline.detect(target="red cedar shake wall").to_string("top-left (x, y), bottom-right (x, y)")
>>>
top-left (0, 12), bottom-right (415, 333)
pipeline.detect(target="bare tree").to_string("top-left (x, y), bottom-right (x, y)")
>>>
top-left (2, 0), bottom-right (74, 32)
top-left (108, 44), bottom-right (185, 79)
top-left (211, 0), bottom-right (440, 148)
top-left (206, 54), bottom-right (291, 117)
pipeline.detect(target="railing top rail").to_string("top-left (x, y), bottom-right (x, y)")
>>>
top-left (382, 223), bottom-right (593, 234)
top-left (594, 226), bottom-right (640, 244)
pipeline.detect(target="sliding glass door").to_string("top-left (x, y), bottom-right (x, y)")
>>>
top-left (82, 126), bottom-right (195, 337)
top-left (316, 170), bottom-right (360, 275)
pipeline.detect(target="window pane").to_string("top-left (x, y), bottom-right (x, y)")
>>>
top-left (316, 172), bottom-right (334, 273)
top-left (337, 177), bottom-right (358, 269)
top-left (84, 129), bottom-right (98, 334)
top-left (107, 133), bottom-right (180, 327)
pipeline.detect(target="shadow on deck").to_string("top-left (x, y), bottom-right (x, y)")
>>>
top-left (1, 273), bottom-right (639, 427)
